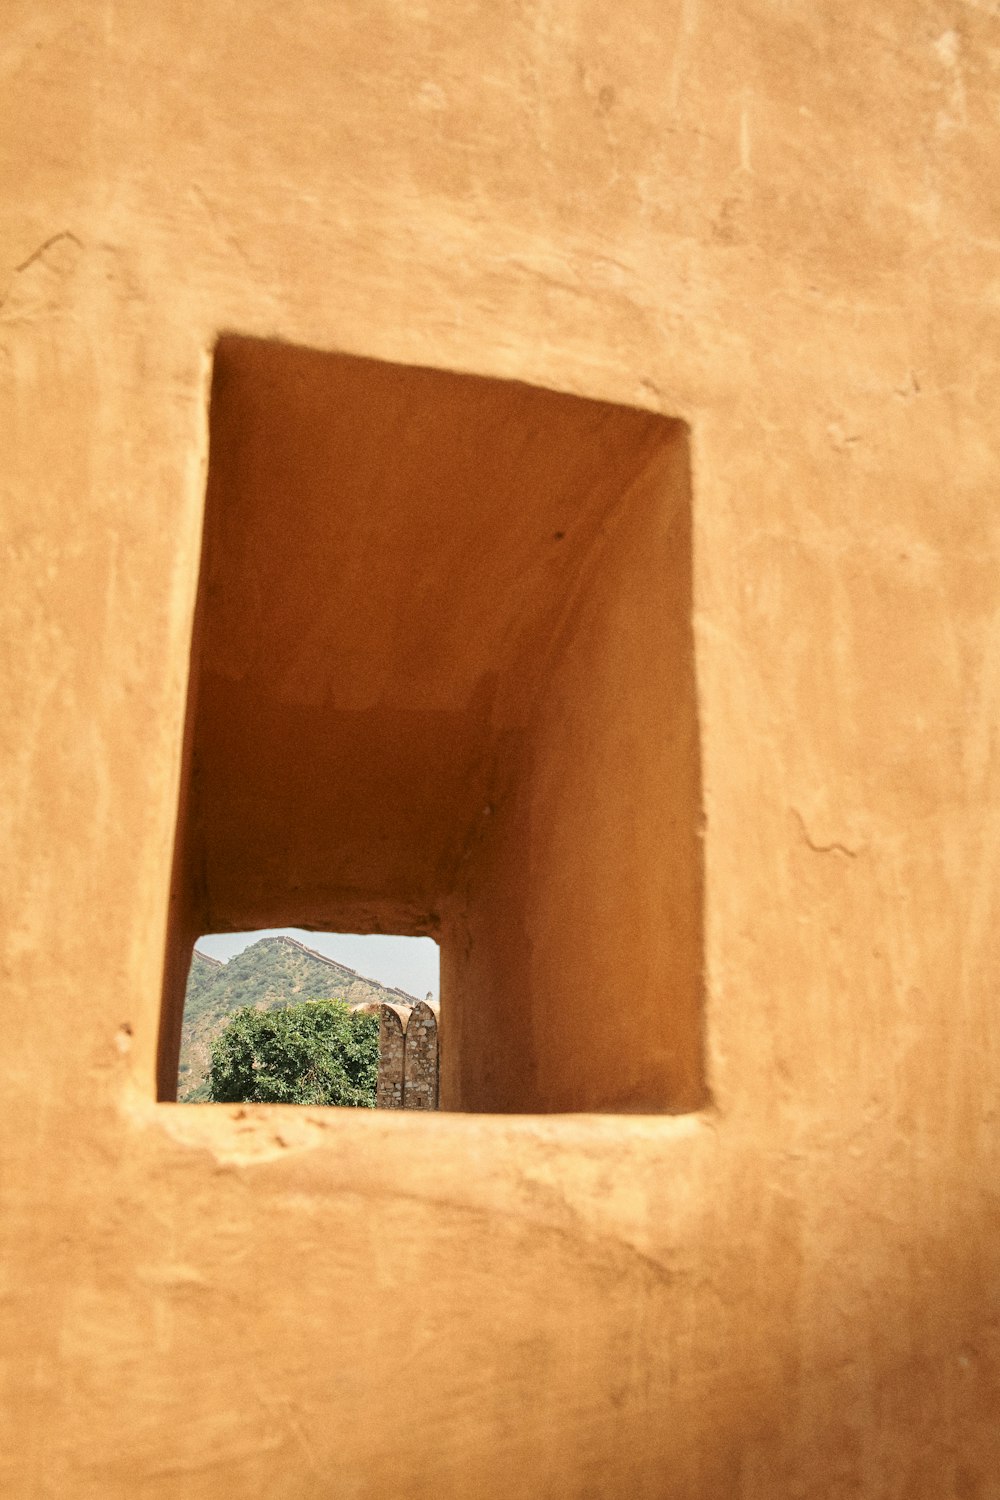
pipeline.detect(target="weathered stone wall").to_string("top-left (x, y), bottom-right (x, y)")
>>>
top-left (402, 1000), bottom-right (439, 1111)
top-left (375, 1003), bottom-right (409, 1109)
top-left (374, 1000), bottom-right (439, 1110)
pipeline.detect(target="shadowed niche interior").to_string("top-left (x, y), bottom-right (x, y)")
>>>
top-left (159, 335), bottom-right (704, 1113)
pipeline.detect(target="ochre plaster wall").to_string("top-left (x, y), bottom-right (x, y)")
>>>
top-left (3, 4), bottom-right (1000, 1495)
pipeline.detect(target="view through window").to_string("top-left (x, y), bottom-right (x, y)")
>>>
top-left (177, 930), bottom-right (440, 1108)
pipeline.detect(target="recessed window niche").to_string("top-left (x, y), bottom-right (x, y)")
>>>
top-left (158, 336), bottom-right (705, 1113)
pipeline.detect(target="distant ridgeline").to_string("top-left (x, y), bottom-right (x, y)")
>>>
top-left (178, 934), bottom-right (422, 1101)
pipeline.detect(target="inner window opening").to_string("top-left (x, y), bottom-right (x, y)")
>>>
top-left (177, 930), bottom-right (440, 1108)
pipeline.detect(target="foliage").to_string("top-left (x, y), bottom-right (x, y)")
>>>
top-left (207, 999), bottom-right (380, 1107)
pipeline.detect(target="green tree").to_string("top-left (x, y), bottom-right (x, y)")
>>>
top-left (207, 1000), bottom-right (379, 1107)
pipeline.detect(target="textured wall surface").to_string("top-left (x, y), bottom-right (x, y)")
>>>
top-left (376, 1003), bottom-right (409, 1110)
top-left (402, 1001), bottom-right (439, 1111)
top-left (2, 3), bottom-right (1000, 1496)
top-left (373, 1001), bottom-right (440, 1110)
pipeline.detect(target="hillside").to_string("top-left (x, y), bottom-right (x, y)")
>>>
top-left (178, 935), bottom-right (420, 1101)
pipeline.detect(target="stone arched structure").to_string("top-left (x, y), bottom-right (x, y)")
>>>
top-left (375, 1003), bottom-right (411, 1109)
top-left (402, 999), bottom-right (440, 1110)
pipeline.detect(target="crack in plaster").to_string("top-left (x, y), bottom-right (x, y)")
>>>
top-left (0, 230), bottom-right (83, 320)
top-left (792, 807), bottom-right (863, 860)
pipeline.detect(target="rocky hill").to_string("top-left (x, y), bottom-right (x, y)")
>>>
top-left (178, 935), bottom-right (420, 1100)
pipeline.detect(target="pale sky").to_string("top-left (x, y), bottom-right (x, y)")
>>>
top-left (194, 929), bottom-right (439, 1000)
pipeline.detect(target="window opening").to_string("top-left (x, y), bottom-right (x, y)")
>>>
top-left (177, 929), bottom-right (439, 1107)
top-left (159, 337), bottom-right (704, 1113)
